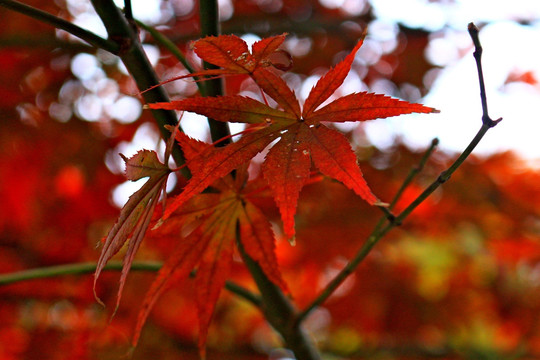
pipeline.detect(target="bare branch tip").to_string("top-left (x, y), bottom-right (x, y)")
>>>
top-left (489, 117), bottom-right (503, 127)
top-left (468, 22), bottom-right (479, 33)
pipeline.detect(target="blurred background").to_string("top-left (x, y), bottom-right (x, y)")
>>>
top-left (1, 0), bottom-right (540, 359)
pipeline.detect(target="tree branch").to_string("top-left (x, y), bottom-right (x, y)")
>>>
top-left (0, 0), bottom-right (118, 53)
top-left (389, 137), bottom-right (440, 211)
top-left (199, 0), bottom-right (232, 145)
top-left (296, 22), bottom-right (502, 324)
top-left (123, 0), bottom-right (133, 22)
top-left (90, 0), bottom-right (188, 175)
top-left (0, 261), bottom-right (261, 308)
top-left (468, 22), bottom-right (502, 128)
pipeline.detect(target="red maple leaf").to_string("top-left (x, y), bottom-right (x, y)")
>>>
top-left (141, 33), bottom-right (290, 94)
top-left (132, 134), bottom-right (287, 358)
top-left (149, 34), bottom-right (438, 239)
top-left (93, 150), bottom-right (171, 310)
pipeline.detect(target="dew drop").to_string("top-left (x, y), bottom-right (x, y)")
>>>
top-left (302, 149), bottom-right (309, 155)
top-left (235, 52), bottom-right (249, 62)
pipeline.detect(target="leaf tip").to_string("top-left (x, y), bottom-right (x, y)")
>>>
top-left (287, 235), bottom-right (296, 246)
top-left (152, 218), bottom-right (164, 230)
top-left (93, 287), bottom-right (106, 308)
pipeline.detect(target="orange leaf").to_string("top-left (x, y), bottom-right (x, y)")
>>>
top-left (123, 149), bottom-right (170, 180)
top-left (302, 32), bottom-right (365, 118)
top-left (308, 124), bottom-right (378, 204)
top-left (94, 150), bottom-right (170, 310)
top-left (239, 201), bottom-right (289, 291)
top-left (194, 198), bottom-right (239, 358)
top-left (141, 34), bottom-right (288, 95)
top-left (307, 92), bottom-right (439, 124)
top-left (132, 192), bottom-right (239, 357)
top-left (252, 34), bottom-right (288, 64)
top-left (194, 33), bottom-right (289, 74)
top-left (132, 227), bottom-right (208, 347)
top-left (193, 34), bottom-right (253, 73)
top-left (262, 123), bottom-right (312, 239)
top-left (132, 144), bottom-right (287, 355)
top-left (148, 33), bottom-right (437, 238)
top-left (251, 67), bottom-right (301, 118)
top-left (162, 126), bottom-right (282, 220)
top-left (148, 95), bottom-right (296, 124)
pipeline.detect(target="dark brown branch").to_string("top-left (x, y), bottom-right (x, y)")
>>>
top-left (0, 0), bottom-right (118, 53)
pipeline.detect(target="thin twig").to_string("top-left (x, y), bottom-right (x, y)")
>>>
top-left (123, 0), bottom-right (133, 21)
top-left (467, 22), bottom-right (502, 127)
top-left (135, 20), bottom-right (195, 75)
top-left (296, 22), bottom-right (501, 324)
top-left (135, 20), bottom-right (205, 95)
top-left (389, 138), bottom-right (440, 210)
top-left (0, 261), bottom-right (261, 307)
top-left (372, 138), bottom-right (439, 234)
top-left (0, 0), bottom-right (118, 53)
top-left (374, 139), bottom-right (440, 227)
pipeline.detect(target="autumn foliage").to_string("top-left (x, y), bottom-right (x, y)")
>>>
top-left (1, 1), bottom-right (540, 360)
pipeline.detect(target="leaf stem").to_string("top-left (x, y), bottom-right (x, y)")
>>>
top-left (0, 261), bottom-right (261, 308)
top-left (0, 0), bottom-right (118, 53)
top-left (296, 22), bottom-right (501, 324)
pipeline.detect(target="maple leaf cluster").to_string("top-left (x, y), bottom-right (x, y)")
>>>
top-left (95, 32), bottom-right (436, 356)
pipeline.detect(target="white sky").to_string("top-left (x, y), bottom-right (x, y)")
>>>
top-left (365, 0), bottom-right (540, 164)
